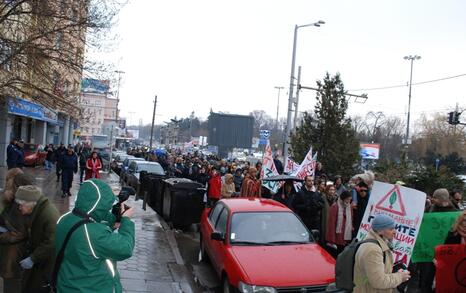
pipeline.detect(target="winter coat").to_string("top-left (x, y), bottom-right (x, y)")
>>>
top-left (240, 174), bottom-right (261, 198)
top-left (326, 201), bottom-right (353, 246)
top-left (54, 147), bottom-right (66, 165)
top-left (60, 153), bottom-right (78, 172)
top-left (55, 179), bottom-right (135, 293)
top-left (319, 191), bottom-right (330, 244)
top-left (233, 174), bottom-right (243, 192)
top-left (22, 196), bottom-right (60, 291)
top-left (0, 168), bottom-right (28, 279)
top-left (78, 148), bottom-right (91, 167)
top-left (6, 143), bottom-right (18, 169)
top-left (353, 229), bottom-right (404, 293)
top-left (354, 191), bottom-right (370, 232)
top-left (85, 158), bottom-right (102, 180)
top-left (208, 173), bottom-right (222, 200)
top-left (291, 186), bottom-right (324, 230)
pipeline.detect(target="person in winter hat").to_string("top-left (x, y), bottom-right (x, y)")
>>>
top-left (353, 214), bottom-right (411, 293)
top-left (55, 179), bottom-right (135, 293)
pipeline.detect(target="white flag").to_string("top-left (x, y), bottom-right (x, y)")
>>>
top-left (261, 140), bottom-right (280, 193)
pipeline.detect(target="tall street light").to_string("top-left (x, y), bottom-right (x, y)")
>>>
top-left (283, 20), bottom-right (324, 165)
top-left (403, 55), bottom-right (421, 146)
top-left (274, 86), bottom-right (284, 129)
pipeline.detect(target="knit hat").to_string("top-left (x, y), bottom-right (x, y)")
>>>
top-left (372, 214), bottom-right (396, 232)
top-left (15, 185), bottom-right (42, 202)
top-left (433, 188), bottom-right (451, 207)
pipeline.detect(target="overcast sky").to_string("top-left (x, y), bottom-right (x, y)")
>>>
top-left (103, 0), bottom-right (466, 128)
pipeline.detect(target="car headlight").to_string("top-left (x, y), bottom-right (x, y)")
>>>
top-left (326, 282), bottom-right (337, 292)
top-left (239, 282), bottom-right (277, 293)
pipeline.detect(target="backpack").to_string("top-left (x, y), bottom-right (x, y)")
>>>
top-left (335, 238), bottom-right (385, 291)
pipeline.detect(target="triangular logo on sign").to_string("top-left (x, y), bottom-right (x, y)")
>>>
top-left (375, 185), bottom-right (407, 216)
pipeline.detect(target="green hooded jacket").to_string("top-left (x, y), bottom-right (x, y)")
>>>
top-left (55, 179), bottom-right (135, 293)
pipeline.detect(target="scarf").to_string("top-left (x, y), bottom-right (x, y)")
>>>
top-left (336, 198), bottom-right (352, 241)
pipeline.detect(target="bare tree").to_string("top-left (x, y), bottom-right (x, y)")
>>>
top-left (0, 0), bottom-right (124, 115)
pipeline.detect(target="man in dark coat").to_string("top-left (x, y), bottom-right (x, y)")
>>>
top-left (353, 181), bottom-right (370, 237)
top-left (77, 143), bottom-right (91, 184)
top-left (273, 155), bottom-right (284, 175)
top-left (60, 146), bottom-right (78, 197)
top-left (291, 175), bottom-right (324, 231)
top-left (54, 143), bottom-right (66, 182)
top-left (14, 185), bottom-right (59, 293)
top-left (6, 139), bottom-right (18, 169)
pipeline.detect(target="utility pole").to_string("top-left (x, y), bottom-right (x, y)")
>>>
top-left (403, 55), bottom-right (421, 146)
top-left (293, 66), bottom-right (302, 129)
top-left (114, 70), bottom-right (125, 122)
top-left (274, 86), bottom-right (284, 129)
top-left (149, 95), bottom-right (157, 150)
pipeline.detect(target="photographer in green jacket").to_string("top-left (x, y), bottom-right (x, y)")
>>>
top-left (55, 179), bottom-right (135, 293)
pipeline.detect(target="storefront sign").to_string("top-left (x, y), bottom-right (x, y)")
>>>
top-left (357, 181), bottom-right (426, 265)
top-left (43, 108), bottom-right (58, 124)
top-left (411, 211), bottom-right (461, 263)
top-left (435, 244), bottom-right (466, 292)
top-left (8, 97), bottom-right (43, 120)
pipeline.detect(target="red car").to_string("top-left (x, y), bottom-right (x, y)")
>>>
top-left (24, 143), bottom-right (47, 166)
top-left (199, 198), bottom-right (342, 293)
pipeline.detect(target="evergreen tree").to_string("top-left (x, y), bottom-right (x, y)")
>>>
top-left (290, 72), bottom-right (360, 179)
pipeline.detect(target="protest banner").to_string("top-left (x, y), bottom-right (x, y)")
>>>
top-left (284, 157), bottom-right (300, 174)
top-left (411, 211), bottom-right (461, 263)
top-left (291, 147), bottom-right (317, 191)
top-left (356, 181), bottom-right (426, 265)
top-left (261, 140), bottom-right (280, 193)
top-left (435, 244), bottom-right (466, 293)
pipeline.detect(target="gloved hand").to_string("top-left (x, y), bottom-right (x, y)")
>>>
top-left (0, 226), bottom-right (8, 233)
top-left (20, 257), bottom-right (34, 269)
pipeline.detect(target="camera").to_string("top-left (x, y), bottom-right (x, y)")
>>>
top-left (111, 186), bottom-right (136, 222)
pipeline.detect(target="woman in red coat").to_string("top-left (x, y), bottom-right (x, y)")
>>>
top-left (84, 151), bottom-right (102, 180)
top-left (326, 190), bottom-right (353, 257)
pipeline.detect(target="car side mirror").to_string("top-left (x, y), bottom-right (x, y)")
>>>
top-left (211, 231), bottom-right (225, 242)
top-left (311, 229), bottom-right (320, 242)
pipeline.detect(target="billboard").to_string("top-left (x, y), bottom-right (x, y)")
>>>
top-left (360, 143), bottom-right (380, 160)
top-left (126, 129), bottom-right (140, 139)
top-left (208, 112), bottom-right (254, 149)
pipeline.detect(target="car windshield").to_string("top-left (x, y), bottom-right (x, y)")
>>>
top-left (230, 212), bottom-right (312, 245)
top-left (137, 163), bottom-right (164, 175)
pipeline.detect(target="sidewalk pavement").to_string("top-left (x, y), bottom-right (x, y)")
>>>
top-left (0, 166), bottom-right (200, 293)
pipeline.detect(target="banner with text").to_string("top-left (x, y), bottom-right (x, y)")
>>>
top-left (411, 211), bottom-right (461, 263)
top-left (261, 140), bottom-right (280, 193)
top-left (356, 181), bottom-right (426, 265)
top-left (435, 244), bottom-right (466, 292)
top-left (291, 148), bottom-right (316, 191)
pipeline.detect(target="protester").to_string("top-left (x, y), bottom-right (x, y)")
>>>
top-left (77, 144), bottom-right (91, 183)
top-left (55, 179), bottom-right (135, 293)
top-left (54, 143), bottom-right (66, 182)
top-left (6, 139), bottom-right (18, 169)
top-left (325, 184), bottom-right (337, 206)
top-left (85, 151), bottom-right (102, 180)
top-left (444, 210), bottom-right (466, 244)
top-left (314, 162), bottom-right (326, 180)
top-left (351, 171), bottom-right (374, 205)
top-left (418, 188), bottom-right (457, 292)
top-left (207, 167), bottom-right (222, 205)
top-left (240, 167), bottom-right (261, 197)
top-left (60, 146), bottom-right (78, 197)
top-left (334, 175), bottom-right (346, 196)
top-left (0, 170), bottom-right (35, 292)
top-left (317, 179), bottom-right (330, 245)
top-left (15, 185), bottom-right (59, 292)
top-left (326, 190), bottom-right (353, 256)
top-left (174, 157), bottom-right (186, 178)
top-left (273, 154), bottom-right (284, 174)
top-left (292, 175), bottom-right (324, 231)
top-left (44, 144), bottom-right (55, 171)
top-left (450, 190), bottom-right (464, 211)
top-left (353, 214), bottom-right (411, 292)
top-left (353, 181), bottom-right (370, 236)
top-left (233, 168), bottom-right (243, 192)
top-left (221, 174), bottom-right (236, 198)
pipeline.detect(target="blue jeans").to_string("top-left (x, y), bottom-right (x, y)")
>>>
top-left (44, 160), bottom-right (53, 170)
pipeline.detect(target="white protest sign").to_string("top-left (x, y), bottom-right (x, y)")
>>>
top-left (261, 140), bottom-right (280, 193)
top-left (285, 157), bottom-right (300, 174)
top-left (291, 148), bottom-right (316, 191)
top-left (356, 181), bottom-right (426, 265)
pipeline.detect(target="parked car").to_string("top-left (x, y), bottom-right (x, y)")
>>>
top-left (200, 198), bottom-right (340, 293)
top-left (119, 157), bottom-right (145, 182)
top-left (111, 153), bottom-right (133, 175)
top-left (23, 143), bottom-right (47, 166)
top-left (125, 161), bottom-right (166, 195)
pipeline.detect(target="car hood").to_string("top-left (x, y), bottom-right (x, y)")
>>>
top-left (231, 243), bottom-right (335, 287)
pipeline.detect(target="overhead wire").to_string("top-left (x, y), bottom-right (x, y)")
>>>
top-left (348, 73), bottom-right (466, 92)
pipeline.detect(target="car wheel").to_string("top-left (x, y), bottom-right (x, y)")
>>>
top-left (222, 277), bottom-right (235, 293)
top-left (199, 235), bottom-right (210, 263)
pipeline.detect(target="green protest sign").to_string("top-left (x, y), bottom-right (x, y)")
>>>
top-left (411, 211), bottom-right (460, 263)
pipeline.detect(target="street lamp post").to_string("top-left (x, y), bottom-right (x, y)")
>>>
top-left (274, 86), bottom-right (284, 129)
top-left (283, 20), bottom-right (324, 165)
top-left (403, 55), bottom-right (421, 146)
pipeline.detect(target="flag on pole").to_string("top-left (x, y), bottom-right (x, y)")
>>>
top-left (285, 157), bottom-right (300, 174)
top-left (292, 147), bottom-right (317, 191)
top-left (261, 140), bottom-right (280, 193)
